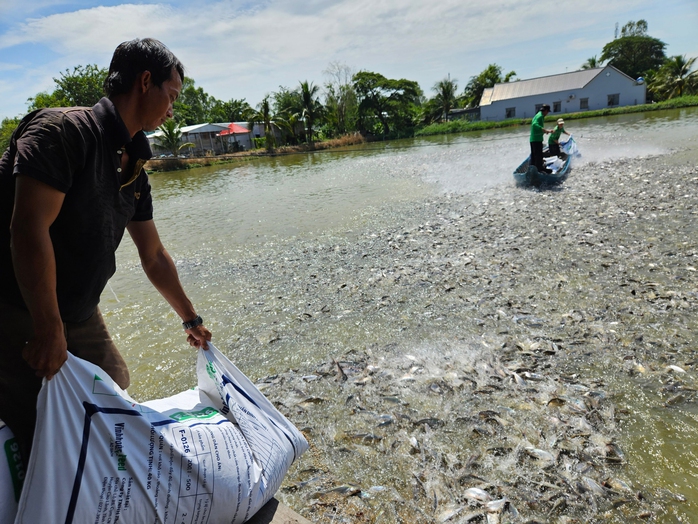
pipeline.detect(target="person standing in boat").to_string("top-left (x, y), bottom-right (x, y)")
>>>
top-left (530, 104), bottom-right (552, 173)
top-left (548, 118), bottom-right (571, 158)
top-left (0, 38), bottom-right (212, 468)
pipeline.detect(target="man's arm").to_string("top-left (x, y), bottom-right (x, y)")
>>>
top-left (10, 176), bottom-right (68, 379)
top-left (127, 219), bottom-right (211, 348)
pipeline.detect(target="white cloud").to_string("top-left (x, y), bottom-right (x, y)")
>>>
top-left (0, 0), bottom-right (690, 118)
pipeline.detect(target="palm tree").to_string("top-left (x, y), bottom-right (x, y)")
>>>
top-left (652, 55), bottom-right (698, 99)
top-left (155, 119), bottom-right (194, 156)
top-left (299, 81), bottom-right (323, 144)
top-left (581, 56), bottom-right (603, 70)
top-left (248, 96), bottom-right (276, 153)
top-left (432, 77), bottom-right (459, 121)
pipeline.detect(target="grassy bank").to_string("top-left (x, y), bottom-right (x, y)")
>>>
top-left (415, 95), bottom-right (698, 137)
top-left (146, 133), bottom-right (365, 172)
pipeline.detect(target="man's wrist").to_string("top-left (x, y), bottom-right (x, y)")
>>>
top-left (182, 315), bottom-right (203, 330)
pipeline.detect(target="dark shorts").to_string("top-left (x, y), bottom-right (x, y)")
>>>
top-left (0, 302), bottom-right (129, 466)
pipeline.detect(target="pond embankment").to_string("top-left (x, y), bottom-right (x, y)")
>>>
top-left (228, 151), bottom-right (698, 522)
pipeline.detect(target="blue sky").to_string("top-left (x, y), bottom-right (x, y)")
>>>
top-left (0, 0), bottom-right (696, 120)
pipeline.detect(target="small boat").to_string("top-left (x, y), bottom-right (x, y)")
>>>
top-left (513, 137), bottom-right (579, 187)
top-left (513, 154), bottom-right (571, 187)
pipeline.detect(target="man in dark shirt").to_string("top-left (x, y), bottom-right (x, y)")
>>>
top-left (0, 38), bottom-right (212, 467)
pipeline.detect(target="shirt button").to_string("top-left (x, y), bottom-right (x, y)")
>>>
top-left (117, 168), bottom-right (122, 173)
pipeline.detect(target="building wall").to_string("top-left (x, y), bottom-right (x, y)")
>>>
top-left (480, 68), bottom-right (646, 122)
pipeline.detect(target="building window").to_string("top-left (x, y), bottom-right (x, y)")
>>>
top-left (580, 98), bottom-right (589, 110)
top-left (505, 107), bottom-right (516, 119)
top-left (553, 101), bottom-right (561, 113)
top-left (534, 104), bottom-right (544, 113)
top-left (608, 93), bottom-right (620, 107)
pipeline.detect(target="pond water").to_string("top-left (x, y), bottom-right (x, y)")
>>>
top-left (102, 106), bottom-right (698, 520)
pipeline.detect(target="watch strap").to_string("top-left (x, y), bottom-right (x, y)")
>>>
top-left (182, 315), bottom-right (203, 330)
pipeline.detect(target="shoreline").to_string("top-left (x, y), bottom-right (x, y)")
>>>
top-left (144, 98), bottom-right (698, 173)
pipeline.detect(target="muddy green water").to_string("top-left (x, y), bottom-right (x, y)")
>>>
top-left (102, 107), bottom-right (698, 521)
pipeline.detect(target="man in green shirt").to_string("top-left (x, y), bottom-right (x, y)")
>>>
top-left (548, 118), bottom-right (571, 158)
top-left (530, 104), bottom-right (552, 173)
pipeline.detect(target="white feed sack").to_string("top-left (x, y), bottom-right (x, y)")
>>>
top-left (13, 343), bottom-right (308, 524)
top-left (0, 422), bottom-right (22, 523)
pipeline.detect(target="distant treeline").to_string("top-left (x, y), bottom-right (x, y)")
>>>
top-left (1, 19), bottom-right (696, 152)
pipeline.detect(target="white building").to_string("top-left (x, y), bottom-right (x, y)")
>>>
top-left (478, 65), bottom-right (646, 122)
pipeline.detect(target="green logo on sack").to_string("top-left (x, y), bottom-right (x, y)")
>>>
top-left (4, 438), bottom-right (25, 501)
top-left (170, 406), bottom-right (219, 422)
top-left (206, 362), bottom-right (216, 379)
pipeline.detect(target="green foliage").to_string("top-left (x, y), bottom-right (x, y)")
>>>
top-left (581, 56), bottom-right (603, 70)
top-left (0, 116), bottom-right (21, 151)
top-left (299, 81), bottom-right (324, 144)
top-left (353, 71), bottom-right (422, 137)
top-left (174, 77), bottom-right (214, 125)
top-left (155, 119), bottom-right (195, 156)
top-left (248, 96), bottom-right (276, 153)
top-left (462, 64), bottom-right (516, 108)
top-left (208, 98), bottom-right (253, 123)
top-left (651, 55), bottom-right (698, 100)
top-left (600, 20), bottom-right (666, 80)
top-left (323, 62), bottom-right (358, 138)
top-left (28, 64), bottom-right (107, 111)
top-left (620, 20), bottom-right (648, 37)
top-left (424, 77), bottom-right (459, 124)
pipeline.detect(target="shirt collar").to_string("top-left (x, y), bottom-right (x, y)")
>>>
top-left (92, 98), bottom-right (153, 161)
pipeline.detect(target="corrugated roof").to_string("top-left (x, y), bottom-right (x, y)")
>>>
top-left (480, 87), bottom-right (494, 106)
top-left (147, 123), bottom-right (228, 138)
top-left (480, 68), bottom-right (606, 105)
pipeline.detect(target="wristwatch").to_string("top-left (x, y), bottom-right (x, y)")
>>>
top-left (182, 315), bottom-right (203, 330)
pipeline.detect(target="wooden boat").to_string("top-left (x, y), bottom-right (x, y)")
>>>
top-left (513, 137), bottom-right (577, 187)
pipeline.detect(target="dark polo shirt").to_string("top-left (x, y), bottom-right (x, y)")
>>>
top-left (0, 98), bottom-right (154, 323)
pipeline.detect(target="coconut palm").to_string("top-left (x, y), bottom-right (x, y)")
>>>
top-left (156, 119), bottom-right (194, 156)
top-left (652, 55), bottom-right (698, 98)
top-left (432, 77), bottom-right (459, 122)
top-left (248, 96), bottom-right (276, 153)
top-left (299, 81), bottom-right (323, 144)
top-left (581, 56), bottom-right (603, 70)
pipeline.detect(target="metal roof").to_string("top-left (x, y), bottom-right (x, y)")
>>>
top-left (480, 67), bottom-right (608, 105)
top-left (147, 123), bottom-right (228, 138)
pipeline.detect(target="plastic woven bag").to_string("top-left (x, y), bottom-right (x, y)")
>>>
top-left (15, 343), bottom-right (307, 524)
top-left (0, 422), bottom-right (22, 524)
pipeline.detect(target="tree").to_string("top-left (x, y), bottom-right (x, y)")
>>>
top-left (581, 56), bottom-right (603, 70)
top-left (209, 98), bottom-right (253, 123)
top-left (323, 61), bottom-right (358, 137)
top-left (462, 64), bottom-right (516, 108)
top-left (600, 19), bottom-right (666, 80)
top-left (174, 77), bottom-right (214, 125)
top-left (155, 119), bottom-right (195, 156)
top-left (272, 86), bottom-right (304, 145)
top-left (299, 81), bottom-right (323, 144)
top-left (248, 96), bottom-right (276, 153)
top-left (431, 77), bottom-right (459, 122)
top-left (353, 71), bottom-right (422, 137)
top-left (651, 55), bottom-right (698, 99)
top-left (0, 117), bottom-right (21, 152)
top-left (28, 64), bottom-right (107, 111)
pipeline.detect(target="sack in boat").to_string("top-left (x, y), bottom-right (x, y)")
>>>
top-left (14, 343), bottom-right (308, 524)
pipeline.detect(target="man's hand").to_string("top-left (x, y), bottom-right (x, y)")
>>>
top-left (186, 324), bottom-right (212, 349)
top-left (22, 327), bottom-right (68, 380)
